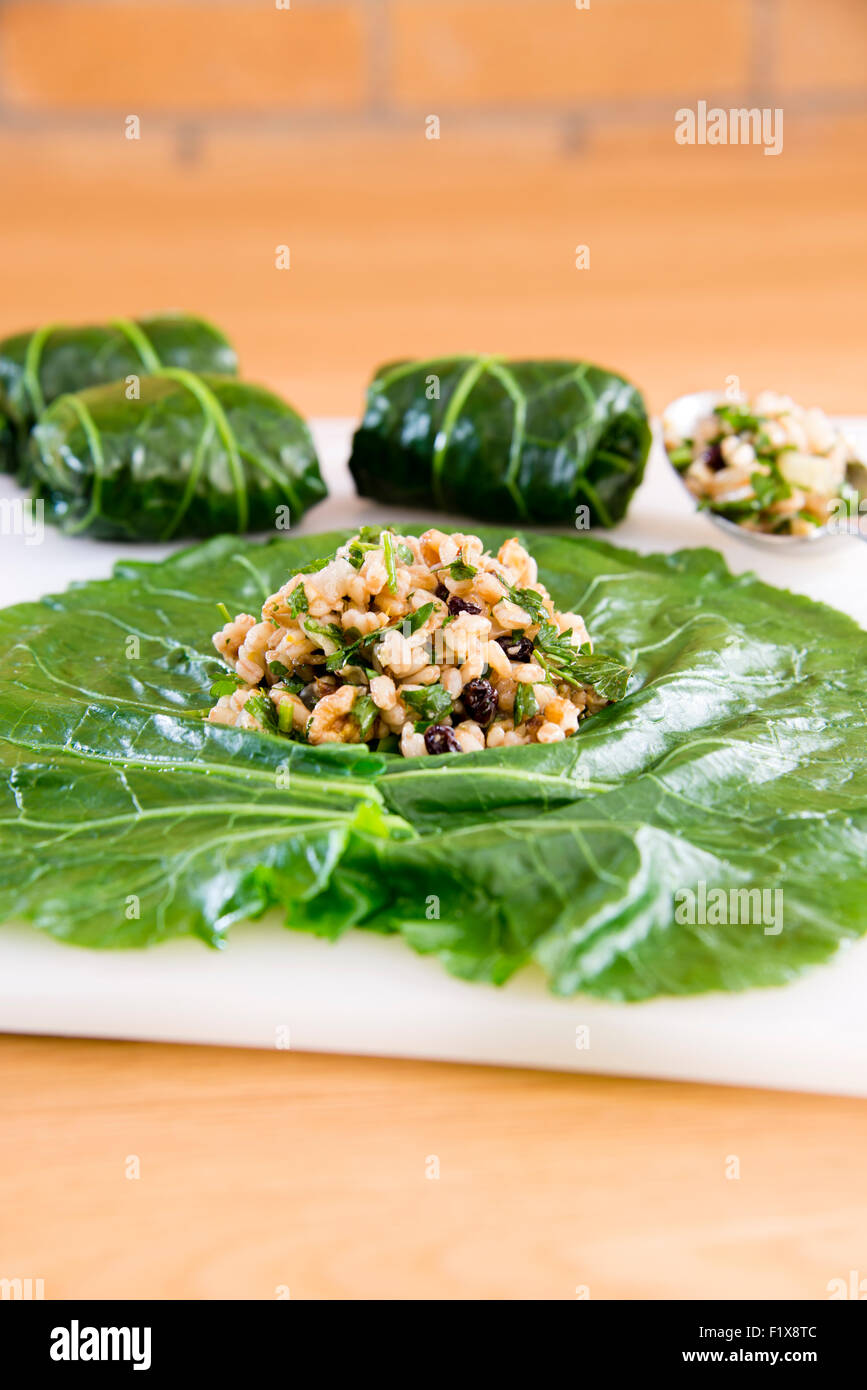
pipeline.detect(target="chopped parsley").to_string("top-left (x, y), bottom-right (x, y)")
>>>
top-left (346, 539), bottom-right (380, 569)
top-left (209, 671), bottom-right (246, 699)
top-left (245, 693), bottom-right (278, 730)
top-left (513, 682), bottom-right (539, 726)
top-left (505, 583), bottom-right (548, 625)
top-left (304, 618), bottom-right (344, 647)
top-left (322, 605), bottom-right (434, 673)
top-left (532, 622), bottom-right (631, 702)
top-left (268, 662), bottom-right (304, 694)
top-left (286, 555), bottom-right (332, 579)
top-left (437, 558), bottom-right (477, 582)
top-left (288, 583), bottom-right (308, 617)
top-left (406, 602), bottom-right (434, 633)
top-left (403, 683), bottom-right (454, 729)
top-left (713, 403), bottom-right (761, 434)
top-left (353, 693), bottom-right (379, 739)
top-left (750, 470), bottom-right (792, 510)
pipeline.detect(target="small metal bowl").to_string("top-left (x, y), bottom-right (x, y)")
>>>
top-left (661, 391), bottom-right (866, 553)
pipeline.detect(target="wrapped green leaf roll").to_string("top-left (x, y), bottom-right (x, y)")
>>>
top-left (349, 356), bottom-right (652, 527)
top-left (0, 313), bottom-right (238, 473)
top-left (29, 369), bottom-right (326, 541)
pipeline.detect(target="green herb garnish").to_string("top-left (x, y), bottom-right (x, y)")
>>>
top-left (353, 693), bottom-right (379, 739)
top-left (444, 560), bottom-right (477, 581)
top-left (304, 618), bottom-right (344, 647)
top-left (402, 683), bottom-right (454, 725)
top-left (245, 693), bottom-right (278, 730)
top-left (276, 706), bottom-right (309, 742)
top-left (750, 470), bottom-right (792, 510)
top-left (324, 606), bottom-right (433, 673)
top-left (513, 682), bottom-right (539, 726)
top-left (668, 444), bottom-right (693, 469)
top-left (269, 665), bottom-right (304, 695)
top-left (533, 622), bottom-right (631, 702)
top-left (347, 539), bottom-right (379, 569)
top-left (209, 672), bottom-right (246, 699)
top-left (288, 583), bottom-right (309, 617)
top-left (506, 584), bottom-right (548, 625)
top-left (406, 602), bottom-right (434, 633)
top-left (382, 530), bottom-right (399, 595)
top-left (713, 403), bottom-right (761, 434)
top-left (286, 555), bottom-right (333, 579)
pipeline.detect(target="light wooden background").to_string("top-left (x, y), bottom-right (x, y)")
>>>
top-left (2, 0), bottom-right (867, 1300)
top-left (5, 1037), bottom-right (867, 1300)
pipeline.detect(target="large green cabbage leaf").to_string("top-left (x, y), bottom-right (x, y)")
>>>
top-left (349, 357), bottom-right (651, 526)
top-left (1, 528), bottom-right (865, 1000)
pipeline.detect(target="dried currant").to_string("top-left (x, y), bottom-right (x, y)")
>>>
top-left (447, 596), bottom-right (482, 616)
top-left (461, 678), bottom-right (498, 724)
top-left (424, 724), bottom-right (461, 755)
top-left (496, 634), bottom-right (534, 663)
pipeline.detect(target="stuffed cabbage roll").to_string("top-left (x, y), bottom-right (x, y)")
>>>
top-left (0, 313), bottom-right (237, 474)
top-left (29, 370), bottom-right (326, 541)
top-left (0, 412), bottom-right (12, 473)
top-left (349, 356), bottom-right (651, 527)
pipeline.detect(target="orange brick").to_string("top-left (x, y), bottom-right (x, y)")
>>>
top-left (1, 116), bottom-right (866, 417)
top-left (778, 0), bottom-right (867, 93)
top-left (1, 1), bottom-right (367, 112)
top-left (390, 0), bottom-right (753, 107)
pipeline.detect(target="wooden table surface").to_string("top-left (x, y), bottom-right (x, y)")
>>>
top-left (2, 113), bottom-right (866, 1301)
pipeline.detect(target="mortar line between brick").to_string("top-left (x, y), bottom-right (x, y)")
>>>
top-left (0, 87), bottom-right (865, 138)
top-left (748, 0), bottom-right (781, 104)
top-left (365, 0), bottom-right (392, 115)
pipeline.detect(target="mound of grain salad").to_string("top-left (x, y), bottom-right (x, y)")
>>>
top-left (208, 527), bottom-right (631, 756)
top-left (665, 392), bottom-right (862, 537)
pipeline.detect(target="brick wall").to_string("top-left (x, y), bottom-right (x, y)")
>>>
top-left (0, 0), bottom-right (864, 139)
top-left (1, 1), bottom-right (864, 415)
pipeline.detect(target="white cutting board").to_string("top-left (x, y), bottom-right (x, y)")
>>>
top-left (1, 421), bottom-right (866, 1095)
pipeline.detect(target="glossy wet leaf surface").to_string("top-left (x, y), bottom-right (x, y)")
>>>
top-left (0, 313), bottom-right (237, 477)
top-left (1, 527), bottom-right (865, 1000)
top-left (29, 373), bottom-right (327, 540)
top-left (349, 357), bottom-right (652, 527)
